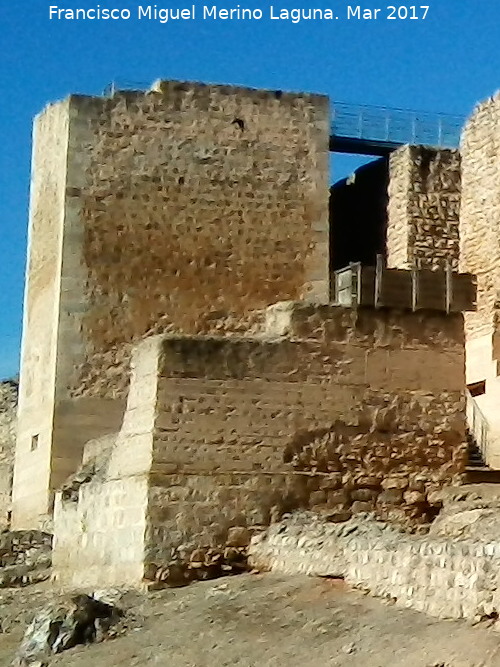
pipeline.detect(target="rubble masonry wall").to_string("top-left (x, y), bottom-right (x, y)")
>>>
top-left (460, 95), bottom-right (500, 467)
top-left (387, 145), bottom-right (461, 271)
top-left (249, 514), bottom-right (500, 621)
top-left (0, 381), bottom-right (18, 528)
top-left (53, 303), bottom-right (467, 589)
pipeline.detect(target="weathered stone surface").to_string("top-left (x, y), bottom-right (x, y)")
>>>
top-left (388, 145), bottom-right (461, 270)
top-left (458, 95), bottom-right (500, 467)
top-left (351, 501), bottom-right (375, 513)
top-left (12, 80), bottom-right (476, 596)
top-left (11, 96), bottom-right (74, 529)
top-left (381, 477), bottom-right (408, 490)
top-left (0, 530), bottom-right (52, 589)
top-left (249, 512), bottom-right (500, 621)
top-left (0, 381), bottom-right (17, 528)
top-left (53, 302), bottom-right (467, 589)
top-left (13, 80), bottom-right (330, 528)
top-left (378, 489), bottom-right (404, 504)
top-left (226, 527), bottom-right (252, 548)
top-left (13, 594), bottom-right (121, 666)
top-left (460, 95), bottom-right (500, 341)
top-left (404, 490), bottom-right (427, 505)
top-left (351, 489), bottom-right (378, 502)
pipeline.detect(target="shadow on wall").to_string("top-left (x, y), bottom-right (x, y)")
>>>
top-left (51, 397), bottom-right (127, 492)
top-left (330, 157), bottom-right (389, 271)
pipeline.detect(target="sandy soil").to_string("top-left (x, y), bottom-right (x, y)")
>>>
top-left (2, 574), bottom-right (500, 666)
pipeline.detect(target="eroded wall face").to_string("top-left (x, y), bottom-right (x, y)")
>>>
top-left (0, 381), bottom-right (18, 527)
top-left (15, 82), bottom-right (330, 527)
top-left (460, 98), bottom-right (500, 343)
top-left (53, 335), bottom-right (160, 589)
top-left (388, 145), bottom-right (461, 270)
top-left (62, 83), bottom-right (330, 401)
top-left (460, 97), bottom-right (500, 468)
top-left (12, 104), bottom-right (70, 528)
top-left (249, 516), bottom-right (500, 622)
top-left (52, 304), bottom-right (467, 589)
top-left (54, 83), bottom-right (329, 496)
top-left (146, 305), bottom-right (466, 561)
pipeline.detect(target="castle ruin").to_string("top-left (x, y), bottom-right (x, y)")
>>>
top-left (8, 80), bottom-right (498, 590)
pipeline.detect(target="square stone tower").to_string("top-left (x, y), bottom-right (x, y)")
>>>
top-left (387, 145), bottom-right (461, 270)
top-left (460, 94), bottom-right (500, 467)
top-left (12, 81), bottom-right (330, 528)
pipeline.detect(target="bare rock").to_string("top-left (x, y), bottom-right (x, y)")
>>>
top-left (404, 490), bottom-right (427, 505)
top-left (325, 510), bottom-right (352, 523)
top-left (226, 527), bottom-right (251, 548)
top-left (381, 477), bottom-right (408, 490)
top-left (13, 594), bottom-right (122, 666)
top-left (378, 489), bottom-right (404, 505)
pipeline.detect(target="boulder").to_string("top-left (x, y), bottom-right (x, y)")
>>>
top-left (13, 594), bottom-right (122, 666)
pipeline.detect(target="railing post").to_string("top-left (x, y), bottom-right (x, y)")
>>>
top-left (358, 109), bottom-right (364, 138)
top-left (411, 267), bottom-right (418, 311)
top-left (445, 260), bottom-right (452, 313)
top-left (374, 254), bottom-right (383, 308)
top-left (438, 117), bottom-right (443, 146)
top-left (356, 262), bottom-right (362, 306)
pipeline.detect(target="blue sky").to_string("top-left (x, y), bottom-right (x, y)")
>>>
top-left (0, 0), bottom-right (498, 379)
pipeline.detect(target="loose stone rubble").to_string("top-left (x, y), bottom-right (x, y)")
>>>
top-left (0, 531), bottom-right (52, 588)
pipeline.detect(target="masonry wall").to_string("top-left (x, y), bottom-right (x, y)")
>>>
top-left (459, 94), bottom-right (500, 468)
top-left (12, 103), bottom-right (70, 528)
top-left (0, 381), bottom-right (18, 528)
top-left (249, 515), bottom-right (500, 621)
top-left (60, 81), bottom-right (330, 402)
top-left (146, 304), bottom-right (466, 561)
top-left (14, 81), bottom-right (330, 528)
top-left (53, 303), bottom-right (467, 589)
top-left (460, 96), bottom-right (500, 344)
top-left (52, 335), bottom-right (157, 589)
top-left (387, 145), bottom-right (461, 270)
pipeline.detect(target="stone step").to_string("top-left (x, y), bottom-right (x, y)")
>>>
top-left (465, 466), bottom-right (500, 484)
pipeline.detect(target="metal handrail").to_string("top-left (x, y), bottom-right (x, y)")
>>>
top-left (332, 102), bottom-right (464, 149)
top-left (466, 389), bottom-right (491, 464)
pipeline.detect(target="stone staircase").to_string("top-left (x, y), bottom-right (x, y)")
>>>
top-left (465, 390), bottom-right (500, 483)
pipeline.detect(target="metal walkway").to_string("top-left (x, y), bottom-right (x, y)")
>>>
top-left (331, 102), bottom-right (465, 155)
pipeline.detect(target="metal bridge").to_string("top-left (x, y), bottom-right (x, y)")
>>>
top-left (331, 102), bottom-right (465, 155)
top-left (102, 82), bottom-right (465, 156)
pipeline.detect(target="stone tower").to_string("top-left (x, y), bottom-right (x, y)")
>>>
top-left (12, 81), bottom-right (330, 528)
top-left (460, 94), bottom-right (500, 467)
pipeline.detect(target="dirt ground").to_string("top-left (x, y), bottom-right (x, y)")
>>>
top-left (2, 573), bottom-right (500, 666)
